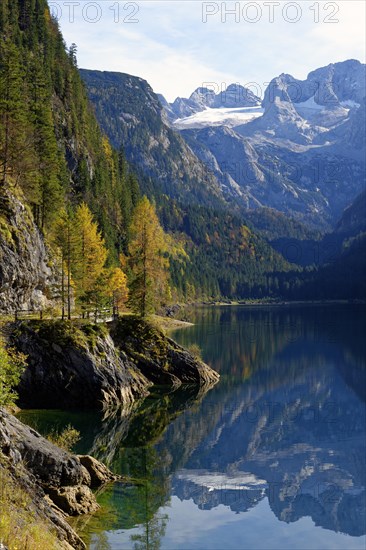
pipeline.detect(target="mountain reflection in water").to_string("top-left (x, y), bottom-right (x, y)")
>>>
top-left (18, 305), bottom-right (366, 549)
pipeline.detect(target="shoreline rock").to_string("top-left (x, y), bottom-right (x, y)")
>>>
top-left (1, 317), bottom-right (219, 547)
top-left (111, 317), bottom-right (220, 389)
top-left (8, 317), bottom-right (219, 411)
top-left (10, 320), bottom-right (151, 411)
top-left (0, 409), bottom-right (120, 549)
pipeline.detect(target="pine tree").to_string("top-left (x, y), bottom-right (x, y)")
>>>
top-left (0, 39), bottom-right (31, 186)
top-left (27, 51), bottom-right (62, 226)
top-left (128, 196), bottom-right (170, 317)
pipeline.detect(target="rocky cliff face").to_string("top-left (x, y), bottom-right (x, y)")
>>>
top-left (0, 191), bottom-right (55, 313)
top-left (10, 320), bottom-right (151, 411)
top-left (0, 409), bottom-right (119, 549)
top-left (8, 317), bottom-right (219, 411)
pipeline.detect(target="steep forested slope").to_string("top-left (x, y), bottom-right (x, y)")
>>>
top-left (0, 5), bottom-right (293, 306)
top-left (278, 191), bottom-right (366, 299)
top-left (335, 189), bottom-right (366, 237)
top-left (0, 0), bottom-right (139, 264)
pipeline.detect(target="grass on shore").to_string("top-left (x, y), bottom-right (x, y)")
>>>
top-left (0, 457), bottom-right (61, 550)
top-left (150, 314), bottom-right (193, 332)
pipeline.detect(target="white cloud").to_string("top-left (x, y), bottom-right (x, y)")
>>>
top-left (56, 0), bottom-right (365, 101)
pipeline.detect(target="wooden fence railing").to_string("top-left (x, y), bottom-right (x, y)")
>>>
top-left (13, 307), bottom-right (119, 323)
top-left (14, 309), bottom-right (44, 321)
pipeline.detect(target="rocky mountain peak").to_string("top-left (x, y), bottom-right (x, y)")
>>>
top-left (168, 83), bottom-right (261, 120)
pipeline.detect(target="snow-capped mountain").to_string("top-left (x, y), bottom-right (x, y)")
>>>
top-left (173, 106), bottom-right (264, 130)
top-left (168, 60), bottom-right (366, 227)
top-left (238, 59), bottom-right (365, 145)
top-left (162, 83), bottom-right (261, 121)
top-left (81, 60), bottom-right (365, 229)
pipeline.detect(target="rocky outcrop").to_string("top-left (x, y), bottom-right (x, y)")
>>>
top-left (77, 454), bottom-right (117, 488)
top-left (11, 320), bottom-right (151, 411)
top-left (0, 409), bottom-right (119, 549)
top-left (111, 317), bottom-right (220, 389)
top-left (8, 318), bottom-right (219, 411)
top-left (0, 191), bottom-right (56, 313)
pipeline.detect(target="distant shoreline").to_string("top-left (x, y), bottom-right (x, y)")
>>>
top-left (176, 299), bottom-right (366, 312)
top-left (207, 299), bottom-right (366, 308)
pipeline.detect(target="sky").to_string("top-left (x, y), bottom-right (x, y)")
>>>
top-left (51, 0), bottom-right (366, 101)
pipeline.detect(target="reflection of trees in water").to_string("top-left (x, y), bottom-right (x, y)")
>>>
top-left (174, 305), bottom-right (366, 384)
top-left (62, 305), bottom-right (366, 544)
top-left (91, 531), bottom-right (111, 550)
top-left (73, 384), bottom-right (220, 547)
top-left (131, 512), bottom-right (168, 550)
top-left (89, 384), bottom-right (215, 468)
top-left (129, 447), bottom-right (168, 550)
top-left (74, 445), bottom-right (170, 549)
top-left (122, 447), bottom-right (169, 550)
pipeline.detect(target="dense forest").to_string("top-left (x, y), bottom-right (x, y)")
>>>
top-left (0, 0), bottom-right (139, 255)
top-left (0, 0), bottom-right (364, 309)
top-left (0, 0), bottom-right (174, 315)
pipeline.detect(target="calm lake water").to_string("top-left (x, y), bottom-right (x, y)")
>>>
top-left (18, 305), bottom-right (366, 550)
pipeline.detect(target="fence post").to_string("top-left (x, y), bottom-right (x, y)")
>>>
top-left (15, 310), bottom-right (18, 321)
top-left (40, 310), bottom-right (43, 320)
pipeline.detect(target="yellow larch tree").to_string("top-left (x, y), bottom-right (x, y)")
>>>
top-left (73, 202), bottom-right (108, 309)
top-left (128, 196), bottom-right (170, 317)
top-left (108, 267), bottom-right (129, 313)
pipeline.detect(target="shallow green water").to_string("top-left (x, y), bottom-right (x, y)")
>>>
top-left (18, 305), bottom-right (366, 549)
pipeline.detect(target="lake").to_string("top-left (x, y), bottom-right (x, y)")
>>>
top-left (18, 305), bottom-right (366, 549)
